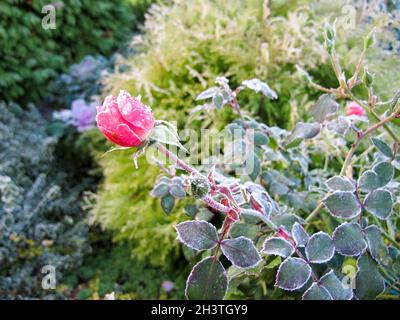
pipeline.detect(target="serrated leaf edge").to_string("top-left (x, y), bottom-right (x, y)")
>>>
top-left (291, 222), bottom-right (310, 247)
top-left (363, 188), bottom-right (394, 220)
top-left (184, 256), bottom-right (228, 300)
top-left (332, 222), bottom-right (367, 257)
top-left (175, 220), bottom-right (219, 251)
top-left (325, 176), bottom-right (355, 192)
top-left (221, 236), bottom-right (262, 270)
top-left (305, 231), bottom-right (335, 264)
top-left (319, 269), bottom-right (353, 300)
top-left (274, 257), bottom-right (312, 291)
top-left (301, 282), bottom-right (333, 300)
top-left (323, 190), bottom-right (361, 219)
top-left (262, 236), bottom-right (295, 258)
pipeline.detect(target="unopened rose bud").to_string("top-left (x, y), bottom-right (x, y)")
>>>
top-left (362, 68), bottom-right (375, 88)
top-left (96, 90), bottom-right (155, 147)
top-left (190, 176), bottom-right (211, 199)
top-left (364, 28), bottom-right (375, 50)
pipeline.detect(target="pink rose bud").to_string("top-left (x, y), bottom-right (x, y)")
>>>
top-left (96, 90), bottom-right (155, 147)
top-left (345, 102), bottom-right (365, 117)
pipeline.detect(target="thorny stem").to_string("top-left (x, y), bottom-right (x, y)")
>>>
top-left (156, 142), bottom-right (278, 230)
top-left (306, 108), bottom-right (400, 223)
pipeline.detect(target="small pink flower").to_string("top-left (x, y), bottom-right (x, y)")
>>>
top-left (345, 102), bottom-right (365, 117)
top-left (96, 90), bottom-right (155, 147)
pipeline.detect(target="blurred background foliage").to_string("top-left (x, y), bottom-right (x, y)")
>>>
top-left (0, 0), bottom-right (152, 103)
top-left (0, 0), bottom-right (399, 299)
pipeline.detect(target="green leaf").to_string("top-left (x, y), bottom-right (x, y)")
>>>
top-left (196, 87), bottom-right (218, 100)
top-left (372, 162), bottom-right (394, 187)
top-left (265, 256), bottom-right (282, 269)
top-left (355, 253), bottom-right (385, 300)
top-left (310, 94), bottom-right (339, 123)
top-left (229, 222), bottom-right (259, 240)
top-left (291, 222), bottom-right (309, 247)
top-left (246, 153), bottom-right (261, 181)
top-left (184, 204), bottom-right (198, 218)
top-left (185, 257), bottom-right (228, 300)
top-left (323, 191), bottom-right (361, 219)
top-left (286, 122), bottom-right (321, 148)
top-left (253, 131), bottom-right (269, 146)
top-left (196, 208), bottom-right (214, 221)
top-left (371, 138), bottom-right (393, 158)
top-left (333, 222), bottom-right (367, 256)
top-left (325, 176), bottom-right (355, 192)
top-left (150, 124), bottom-right (188, 153)
top-left (262, 237), bottom-right (295, 258)
top-left (151, 183), bottom-right (169, 198)
top-left (212, 92), bottom-right (224, 110)
top-left (302, 283), bottom-right (333, 300)
top-left (169, 184), bottom-right (186, 198)
top-left (364, 225), bottom-right (389, 265)
top-left (175, 220), bottom-right (219, 251)
top-left (319, 270), bottom-right (353, 300)
top-left (358, 170), bottom-right (380, 193)
top-left (305, 232), bottom-right (335, 264)
top-left (271, 214), bottom-right (303, 231)
top-left (161, 194), bottom-right (175, 215)
top-left (242, 79), bottom-right (277, 99)
top-left (364, 189), bottom-right (393, 220)
top-left (275, 257), bottom-right (312, 291)
top-left (221, 236), bottom-right (262, 269)
top-left (363, 27), bottom-right (375, 50)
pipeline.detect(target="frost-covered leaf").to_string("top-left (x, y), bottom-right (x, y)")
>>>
top-left (333, 222), bottom-right (367, 256)
top-left (262, 237), bottom-right (294, 258)
top-left (169, 184), bottom-right (186, 198)
top-left (185, 257), bottom-right (228, 300)
top-left (364, 225), bottom-right (389, 264)
top-left (323, 191), bottom-right (361, 219)
top-left (150, 124), bottom-right (188, 153)
top-left (242, 79), bottom-right (277, 99)
top-left (254, 132), bottom-right (269, 146)
top-left (184, 204), bottom-right (198, 218)
top-left (364, 189), bottom-right (393, 220)
top-left (302, 283), bottom-right (333, 300)
top-left (151, 183), bottom-right (169, 198)
top-left (212, 92), bottom-right (224, 110)
top-left (372, 162), bottom-right (394, 187)
top-left (319, 270), bottom-right (353, 300)
top-left (371, 138), bottom-right (393, 158)
top-left (271, 214), bottom-right (304, 231)
top-left (229, 222), bottom-right (259, 240)
top-left (196, 87), bottom-right (218, 100)
top-left (286, 122), bottom-right (321, 148)
top-left (310, 94), bottom-right (339, 123)
top-left (325, 176), bottom-right (355, 192)
top-left (196, 208), bottom-right (214, 222)
top-left (175, 220), bottom-right (219, 251)
top-left (246, 153), bottom-right (261, 181)
top-left (358, 170), bottom-right (380, 192)
top-left (275, 257), bottom-right (312, 291)
top-left (221, 236), bottom-right (261, 269)
top-left (291, 222), bottom-right (309, 247)
top-left (161, 194), bottom-right (174, 215)
top-left (355, 253), bottom-right (385, 300)
top-left (327, 116), bottom-right (350, 136)
top-left (305, 232), bottom-right (335, 264)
